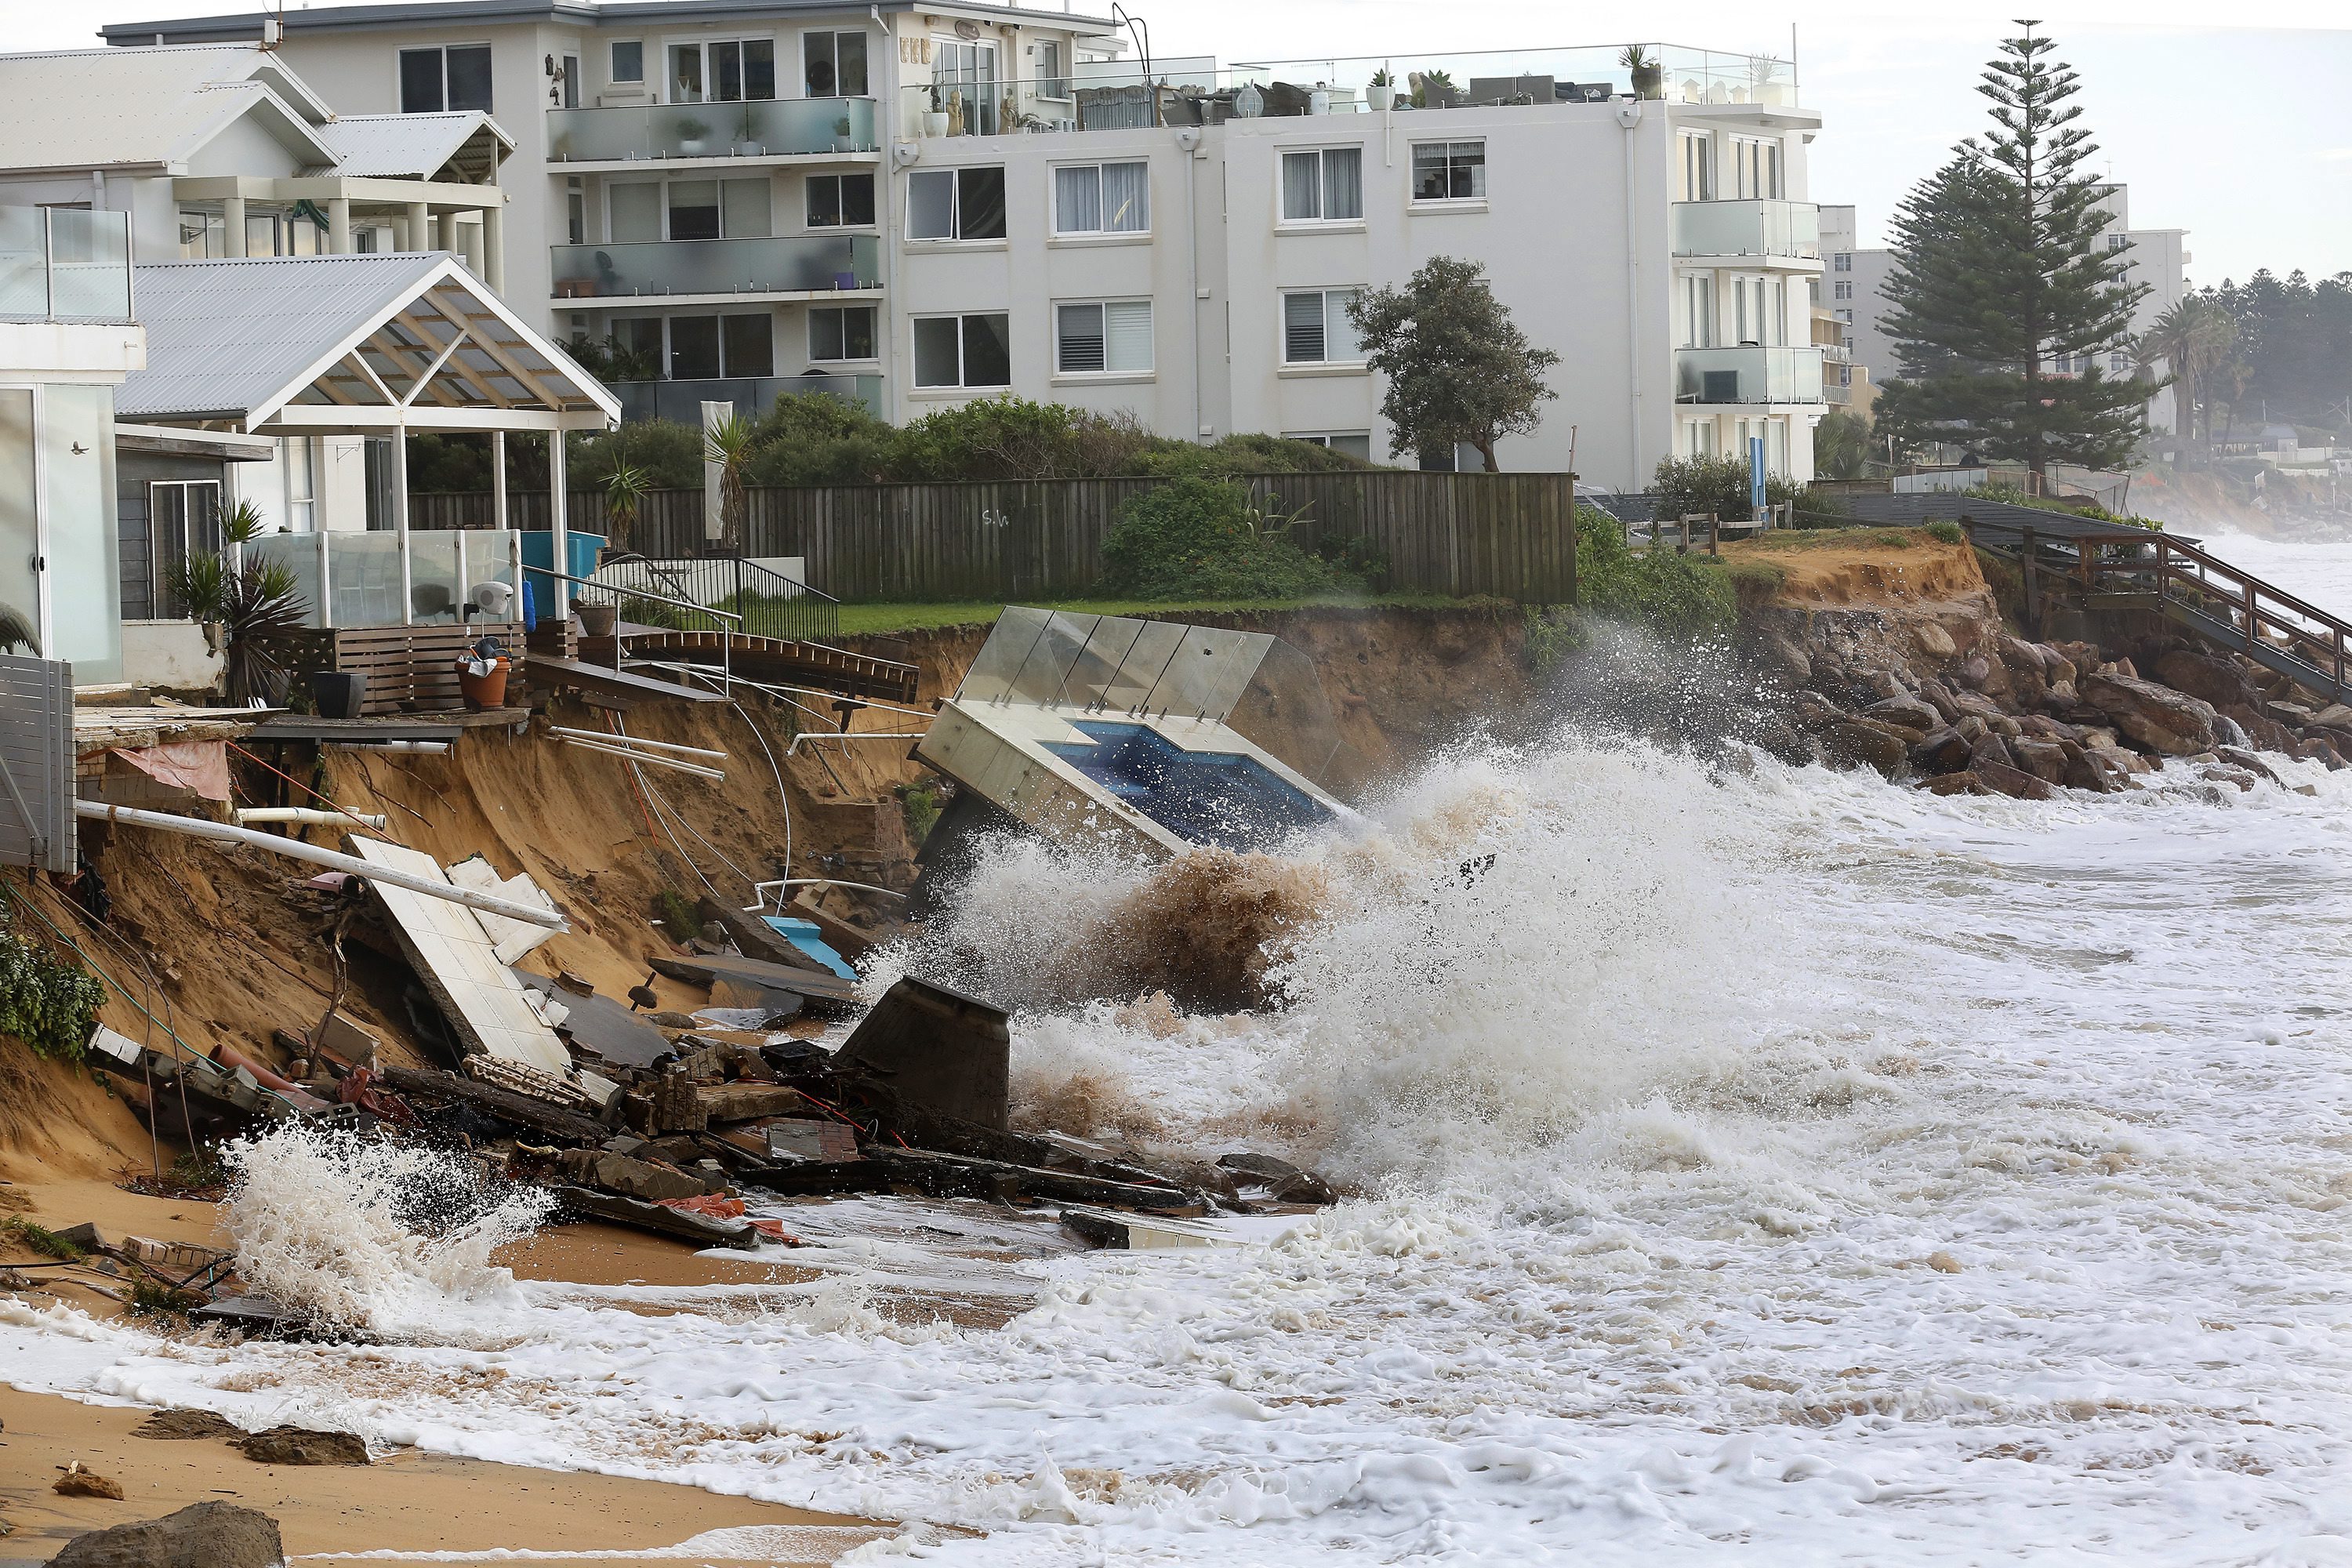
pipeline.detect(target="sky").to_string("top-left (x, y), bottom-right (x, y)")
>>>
top-left (4, 0), bottom-right (2344, 286)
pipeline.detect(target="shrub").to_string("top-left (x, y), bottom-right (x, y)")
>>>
top-left (1099, 478), bottom-right (1360, 601)
top-left (0, 906), bottom-right (105, 1063)
top-left (1566, 504), bottom-right (1735, 641)
top-left (2, 1217), bottom-right (85, 1260)
top-left (568, 420), bottom-right (705, 490)
top-left (1925, 519), bottom-right (1965, 544)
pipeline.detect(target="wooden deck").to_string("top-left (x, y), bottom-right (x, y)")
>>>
top-left (258, 622), bottom-right (528, 716)
top-left (580, 629), bottom-right (920, 704)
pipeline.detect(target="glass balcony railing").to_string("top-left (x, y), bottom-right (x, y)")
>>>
top-left (1671, 199), bottom-right (1820, 259)
top-left (547, 97), bottom-right (877, 162)
top-left (246, 529), bottom-right (521, 630)
top-left (609, 373), bottom-right (884, 425)
top-left (1675, 347), bottom-right (1824, 405)
top-left (0, 205), bottom-right (132, 324)
top-left (550, 234), bottom-right (879, 299)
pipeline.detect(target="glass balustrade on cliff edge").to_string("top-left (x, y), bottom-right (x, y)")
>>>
top-left (550, 234), bottom-right (880, 301)
top-left (548, 98), bottom-right (877, 162)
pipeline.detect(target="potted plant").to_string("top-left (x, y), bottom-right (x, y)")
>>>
top-left (1621, 46), bottom-right (1664, 100)
top-left (1748, 54), bottom-right (1788, 105)
top-left (833, 113), bottom-right (854, 151)
top-left (166, 549), bottom-right (309, 705)
top-left (923, 84), bottom-right (949, 137)
top-left (1411, 68), bottom-right (1456, 109)
top-left (675, 114), bottom-right (710, 154)
top-left (1367, 66), bottom-right (1395, 112)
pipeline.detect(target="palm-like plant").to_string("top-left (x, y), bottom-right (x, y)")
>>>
top-left (702, 414), bottom-right (757, 553)
top-left (168, 552), bottom-right (309, 704)
top-left (0, 604), bottom-right (34, 654)
top-left (2136, 297), bottom-right (2237, 446)
top-left (604, 459), bottom-right (652, 547)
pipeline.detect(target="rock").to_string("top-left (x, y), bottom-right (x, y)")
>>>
top-left (2294, 736), bottom-right (2347, 771)
top-left (1866, 668), bottom-right (1911, 701)
top-left (1917, 678), bottom-right (1963, 724)
top-left (2218, 746), bottom-right (2284, 786)
top-left (1947, 690), bottom-right (2007, 724)
top-left (2267, 699), bottom-right (2319, 727)
top-left (1913, 622), bottom-right (1958, 660)
top-left (1748, 719), bottom-right (1813, 767)
top-left (51, 1501), bottom-right (283, 1568)
top-left (2018, 714), bottom-right (2079, 743)
top-left (1756, 629), bottom-right (1811, 680)
top-left (53, 1464), bottom-right (124, 1500)
top-left (2034, 644), bottom-right (2080, 685)
top-left (696, 1082), bottom-right (815, 1124)
top-left (238, 1426), bottom-right (370, 1467)
top-left (2043, 679), bottom-right (2082, 710)
top-left (557, 1149), bottom-right (711, 1203)
top-left (2081, 671), bottom-right (2219, 756)
top-left (2199, 765), bottom-right (2259, 792)
top-left (1909, 728), bottom-right (1974, 775)
top-left (644, 1011), bottom-right (701, 1030)
top-left (1927, 1250), bottom-right (1963, 1273)
top-left (1218, 1152), bottom-right (1301, 1183)
top-left (1975, 760), bottom-right (2058, 800)
top-left (1270, 1171), bottom-right (1338, 1205)
top-left (1823, 720), bottom-right (1909, 779)
top-left (1922, 771), bottom-right (1991, 796)
top-left (132, 1409), bottom-right (241, 1442)
top-left (1955, 653), bottom-right (1993, 691)
top-left (2154, 648), bottom-right (2262, 713)
top-left (1996, 635), bottom-right (2047, 674)
top-left (2213, 713), bottom-right (2252, 749)
top-left (1955, 714), bottom-right (1989, 746)
top-left (2063, 744), bottom-right (2129, 793)
top-left (1789, 690), bottom-right (1850, 734)
top-left (2225, 705), bottom-right (2300, 756)
top-left (1987, 713), bottom-right (2024, 739)
top-left (2012, 738), bottom-right (2071, 785)
top-left (1969, 731), bottom-right (2016, 772)
top-left (1864, 695), bottom-right (1942, 735)
top-left (2309, 702), bottom-right (2352, 731)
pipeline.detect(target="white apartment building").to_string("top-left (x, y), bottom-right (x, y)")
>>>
top-left (102, 5), bottom-right (1831, 487)
top-left (1823, 184), bottom-right (2187, 436)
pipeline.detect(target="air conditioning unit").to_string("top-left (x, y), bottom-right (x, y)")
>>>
top-left (1702, 369), bottom-right (1741, 402)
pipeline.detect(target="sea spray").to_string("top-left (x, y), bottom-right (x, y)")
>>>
top-left (222, 1124), bottom-right (550, 1339)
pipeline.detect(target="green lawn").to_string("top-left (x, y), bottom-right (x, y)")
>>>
top-left (833, 592), bottom-right (1504, 637)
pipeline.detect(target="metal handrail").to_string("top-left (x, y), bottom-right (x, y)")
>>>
top-left (596, 552), bottom-right (840, 644)
top-left (539, 563), bottom-right (739, 693)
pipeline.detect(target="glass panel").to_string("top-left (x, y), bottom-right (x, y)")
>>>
top-left (1323, 147), bottom-right (1363, 220)
top-left (446, 45), bottom-right (492, 111)
top-left (1100, 161), bottom-right (1148, 230)
top-left (1326, 289), bottom-right (1362, 361)
top-left (912, 317), bottom-right (960, 387)
top-left (1098, 619), bottom-right (1187, 713)
top-left (1138, 626), bottom-right (1274, 720)
top-left (670, 44), bottom-right (705, 103)
top-left (744, 39), bottom-right (775, 100)
top-left (1283, 291), bottom-right (1323, 362)
top-left (957, 168), bottom-right (1005, 238)
top-left (836, 32), bottom-right (867, 96)
top-left (804, 31), bottom-right (838, 96)
top-left (327, 532), bottom-right (402, 629)
top-left (908, 170), bottom-right (954, 239)
top-left (956, 604), bottom-right (1056, 702)
top-left (1054, 165), bottom-right (1099, 233)
top-left (1057, 303), bottom-right (1103, 373)
top-left (0, 208), bottom-right (41, 318)
top-left (840, 305), bottom-right (875, 358)
top-left (839, 173), bottom-right (875, 226)
top-left (807, 175), bottom-right (842, 227)
top-left (41, 386), bottom-right (119, 682)
top-left (669, 315), bottom-right (720, 379)
top-left (612, 40), bottom-right (642, 82)
top-left (961, 313), bottom-right (1011, 387)
top-left (608, 183), bottom-right (660, 242)
top-left (47, 209), bottom-right (130, 321)
top-left (1104, 300), bottom-right (1152, 372)
top-left (546, 98), bottom-right (876, 162)
top-left (1229, 637), bottom-right (1365, 794)
top-left (0, 390), bottom-right (35, 655)
top-left (810, 307), bottom-right (844, 361)
top-left (1410, 143), bottom-right (1449, 201)
top-left (713, 40), bottom-right (742, 102)
top-left (1051, 614), bottom-right (1147, 707)
top-left (1281, 152), bottom-right (1318, 220)
top-left (721, 177), bottom-right (771, 238)
top-left (399, 48), bottom-right (444, 113)
top-left (1007, 610), bottom-right (1099, 705)
top-left (669, 180), bottom-right (720, 241)
top-left (246, 533), bottom-right (323, 630)
top-left (549, 234), bottom-right (876, 296)
top-left (407, 531), bottom-right (463, 624)
top-left (721, 313), bottom-right (773, 377)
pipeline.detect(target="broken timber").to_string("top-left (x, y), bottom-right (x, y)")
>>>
top-left (648, 951), bottom-right (862, 1010)
top-left (376, 1065), bottom-right (608, 1144)
top-left (555, 1185), bottom-right (759, 1249)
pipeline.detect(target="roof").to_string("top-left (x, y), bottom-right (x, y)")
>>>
top-left (101, 0), bottom-right (1118, 45)
top-left (0, 47), bottom-right (336, 174)
top-left (314, 111), bottom-right (514, 182)
top-left (119, 253), bottom-right (619, 430)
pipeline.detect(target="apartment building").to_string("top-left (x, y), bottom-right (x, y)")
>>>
top-left (1824, 185), bottom-right (2187, 435)
top-left (103, 4), bottom-right (1831, 487)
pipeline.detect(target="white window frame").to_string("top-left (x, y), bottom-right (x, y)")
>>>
top-left (662, 34), bottom-right (779, 105)
top-left (610, 39), bottom-right (645, 85)
top-left (1730, 136), bottom-right (1782, 200)
top-left (1278, 147), bottom-right (1364, 225)
top-left (1053, 298), bottom-right (1154, 377)
top-left (1279, 287), bottom-right (1363, 366)
top-left (808, 303), bottom-right (879, 363)
top-left (800, 28), bottom-right (870, 98)
top-left (910, 311), bottom-right (1012, 390)
top-left (1409, 140), bottom-right (1486, 204)
top-left (906, 166), bottom-right (1007, 243)
top-left (280, 439), bottom-right (314, 532)
top-left (1035, 39), bottom-right (1070, 100)
top-left (1678, 132), bottom-right (1715, 202)
top-left (1051, 160), bottom-right (1151, 238)
top-left (397, 43), bottom-right (493, 114)
top-left (1832, 252), bottom-right (1852, 273)
top-left (804, 171), bottom-right (877, 230)
top-left (1682, 274), bottom-right (1715, 349)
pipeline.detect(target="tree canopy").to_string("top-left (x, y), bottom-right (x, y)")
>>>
top-left (2196, 269), bottom-right (2352, 431)
top-left (1345, 256), bottom-right (1561, 472)
top-left (1875, 22), bottom-right (2148, 475)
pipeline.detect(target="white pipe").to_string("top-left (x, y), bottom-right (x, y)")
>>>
top-left (786, 731), bottom-right (927, 753)
top-left (560, 735), bottom-right (726, 780)
top-left (545, 725), bottom-right (726, 761)
top-left (750, 876), bottom-right (908, 906)
top-left (234, 807), bottom-right (390, 830)
top-left (74, 803), bottom-right (568, 930)
top-left (328, 740), bottom-right (449, 754)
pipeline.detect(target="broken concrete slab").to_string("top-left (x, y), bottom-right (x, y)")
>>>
top-left (516, 973), bottom-right (673, 1070)
top-left (445, 856), bottom-right (561, 966)
top-left (648, 951), bottom-right (861, 1011)
top-left (696, 1083), bottom-right (812, 1124)
top-left (837, 975), bottom-right (1011, 1132)
top-left (869, 1147), bottom-right (1202, 1212)
top-left (377, 1065), bottom-right (609, 1145)
top-left (555, 1149), bottom-right (714, 1203)
top-left (1060, 1207), bottom-right (1229, 1250)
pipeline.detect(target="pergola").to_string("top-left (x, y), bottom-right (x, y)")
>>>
top-left (118, 252), bottom-right (620, 621)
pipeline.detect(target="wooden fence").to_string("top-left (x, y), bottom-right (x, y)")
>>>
top-left (408, 471), bottom-right (1579, 604)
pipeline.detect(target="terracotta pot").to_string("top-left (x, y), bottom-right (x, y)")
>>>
top-left (457, 656), bottom-right (510, 712)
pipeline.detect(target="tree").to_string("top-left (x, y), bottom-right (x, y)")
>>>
top-left (2136, 297), bottom-right (2236, 447)
top-left (1813, 408), bottom-right (1874, 480)
top-left (1346, 256), bottom-right (1560, 472)
top-left (1876, 22), bottom-right (2148, 478)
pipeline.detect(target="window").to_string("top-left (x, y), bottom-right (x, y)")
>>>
top-left (2110, 351), bottom-right (2129, 375)
top-left (1036, 39), bottom-right (1069, 99)
top-left (668, 180), bottom-right (720, 241)
top-left (1678, 132), bottom-right (1714, 201)
top-left (913, 313), bottom-right (1012, 389)
top-left (670, 39), bottom-right (775, 103)
top-left (933, 40), bottom-right (1000, 134)
top-left (281, 439), bottom-right (314, 532)
top-left (1832, 252), bottom-right (1851, 273)
top-left (177, 209), bottom-right (224, 259)
top-left (146, 480), bottom-right (222, 616)
top-left (399, 44), bottom-right (492, 114)
top-left (2107, 234), bottom-right (2129, 252)
top-left (721, 314), bottom-right (773, 377)
top-left (1833, 281), bottom-right (1852, 301)
top-left (810, 305), bottom-right (877, 361)
top-left (1286, 432), bottom-right (1372, 461)
top-left (1054, 162), bottom-right (1149, 235)
top-left (1281, 148), bottom-right (1363, 222)
top-left (670, 314), bottom-right (722, 379)
top-left (803, 31), bottom-right (868, 96)
top-left (1282, 288), bottom-right (1362, 364)
top-left (907, 167), bottom-right (1005, 240)
top-left (560, 53), bottom-right (580, 108)
top-left (1055, 299), bottom-right (1152, 375)
top-left (806, 172), bottom-right (877, 228)
top-left (1730, 136), bottom-right (1781, 199)
top-left (610, 178), bottom-right (768, 241)
top-left (1410, 141), bottom-right (1485, 201)
top-left (611, 40), bottom-right (644, 84)
top-left (1682, 274), bottom-right (1715, 348)
top-left (1685, 420), bottom-right (1718, 458)
top-left (567, 191), bottom-right (586, 245)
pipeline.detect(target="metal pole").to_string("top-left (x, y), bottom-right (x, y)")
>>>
top-left (548, 426), bottom-right (571, 619)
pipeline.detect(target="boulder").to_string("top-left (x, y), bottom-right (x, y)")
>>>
top-left (1948, 690), bottom-right (2008, 724)
top-left (2081, 671), bottom-right (2219, 756)
top-left (1917, 677), bottom-right (1964, 724)
top-left (2199, 764), bottom-right (2259, 793)
top-left (2034, 644), bottom-right (2080, 686)
top-left (1823, 720), bottom-right (1909, 779)
top-left (1996, 635), bottom-right (2049, 675)
top-left (1955, 714), bottom-right (1990, 746)
top-left (2294, 736), bottom-right (2348, 770)
top-left (2012, 738), bottom-right (2071, 785)
top-left (2043, 679), bottom-right (2082, 710)
top-left (2217, 746), bottom-right (2284, 786)
top-left (2309, 702), bottom-right (2352, 731)
top-left (1909, 727), bottom-right (1974, 775)
top-left (2224, 704), bottom-right (2300, 756)
top-left (52, 1501), bottom-right (283, 1568)
top-left (1922, 771), bottom-right (1991, 797)
top-left (238, 1426), bottom-right (369, 1466)
top-left (1748, 719), bottom-right (1814, 767)
top-left (1969, 731), bottom-right (2017, 772)
top-left (1864, 695), bottom-right (1943, 735)
top-left (1867, 668), bottom-right (1911, 701)
top-left (1975, 760), bottom-right (2058, 800)
top-left (53, 1465), bottom-right (122, 1500)
top-left (1913, 621), bottom-right (1958, 660)
top-left (1755, 629), bottom-right (1812, 681)
top-left (2154, 648), bottom-right (2262, 713)
top-left (1987, 713), bottom-right (2024, 739)
top-left (2061, 743), bottom-right (2128, 793)
top-left (2018, 714), bottom-right (2080, 743)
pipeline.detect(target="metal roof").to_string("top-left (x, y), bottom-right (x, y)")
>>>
top-left (314, 112), bottom-right (515, 181)
top-left (0, 48), bottom-right (336, 174)
top-left (101, 0), bottom-right (1118, 44)
top-left (119, 254), bottom-right (619, 430)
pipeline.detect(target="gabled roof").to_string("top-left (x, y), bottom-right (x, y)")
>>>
top-left (314, 112), bottom-right (515, 183)
top-left (0, 45), bottom-right (337, 176)
top-left (101, 0), bottom-right (1120, 45)
top-left (120, 254), bottom-right (619, 432)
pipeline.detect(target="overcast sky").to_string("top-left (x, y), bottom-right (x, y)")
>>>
top-left (7, 0), bottom-right (2344, 286)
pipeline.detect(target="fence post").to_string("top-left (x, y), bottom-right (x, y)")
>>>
top-left (2019, 524), bottom-right (2038, 637)
top-left (2243, 575), bottom-right (2258, 654)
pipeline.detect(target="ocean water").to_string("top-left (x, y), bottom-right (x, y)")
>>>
top-left (9, 629), bottom-right (2352, 1563)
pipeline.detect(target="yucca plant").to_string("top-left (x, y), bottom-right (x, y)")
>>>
top-left (220, 498), bottom-right (267, 546)
top-left (604, 458), bottom-right (652, 547)
top-left (0, 603), bottom-right (34, 655)
top-left (702, 413), bottom-right (757, 554)
top-left (169, 552), bottom-right (310, 703)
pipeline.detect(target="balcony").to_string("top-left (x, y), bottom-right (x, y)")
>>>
top-left (550, 235), bottom-right (880, 303)
top-left (608, 373), bottom-right (884, 424)
top-left (1675, 347), bottom-right (1824, 405)
top-left (1671, 200), bottom-right (1820, 261)
top-left (0, 205), bottom-right (132, 324)
top-left (548, 98), bottom-right (877, 163)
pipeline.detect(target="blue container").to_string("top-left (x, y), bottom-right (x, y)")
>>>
top-left (519, 529), bottom-right (607, 619)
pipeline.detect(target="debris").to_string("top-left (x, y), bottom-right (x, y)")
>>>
top-left (131, 1409), bottom-right (241, 1443)
top-left (763, 1119), bottom-right (862, 1164)
top-left (706, 975), bottom-right (808, 1017)
top-left (696, 896), bottom-right (835, 975)
top-left (463, 1052), bottom-right (612, 1114)
top-left (189, 1295), bottom-right (327, 1339)
top-left (760, 916), bottom-right (858, 980)
top-left (866, 1147), bottom-right (1203, 1212)
top-left (648, 950), bottom-right (861, 1013)
top-left (517, 973), bottom-right (674, 1069)
top-left (1217, 1152), bottom-right (1336, 1203)
top-left (555, 1185), bottom-right (760, 1250)
top-left (53, 1462), bottom-right (125, 1499)
top-left (236, 1426), bottom-right (369, 1466)
top-left (548, 1149), bottom-right (715, 1203)
top-left (445, 855), bottom-right (562, 964)
top-left (656, 1193), bottom-right (801, 1244)
top-left (696, 1083), bottom-right (811, 1123)
top-left (1060, 1207), bottom-right (1228, 1251)
top-left (376, 1065), bottom-right (609, 1145)
top-left (50, 1500), bottom-right (284, 1568)
top-left (836, 975), bottom-right (1012, 1132)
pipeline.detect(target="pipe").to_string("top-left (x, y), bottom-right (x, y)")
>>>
top-left (560, 735), bottom-right (727, 780)
top-left (750, 877), bottom-right (909, 906)
top-left (545, 725), bottom-right (725, 761)
top-left (327, 740), bottom-right (448, 754)
top-left (234, 807), bottom-right (390, 830)
top-left (1619, 96), bottom-right (1646, 484)
top-left (785, 731), bottom-right (928, 753)
top-left (74, 802), bottom-right (568, 930)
